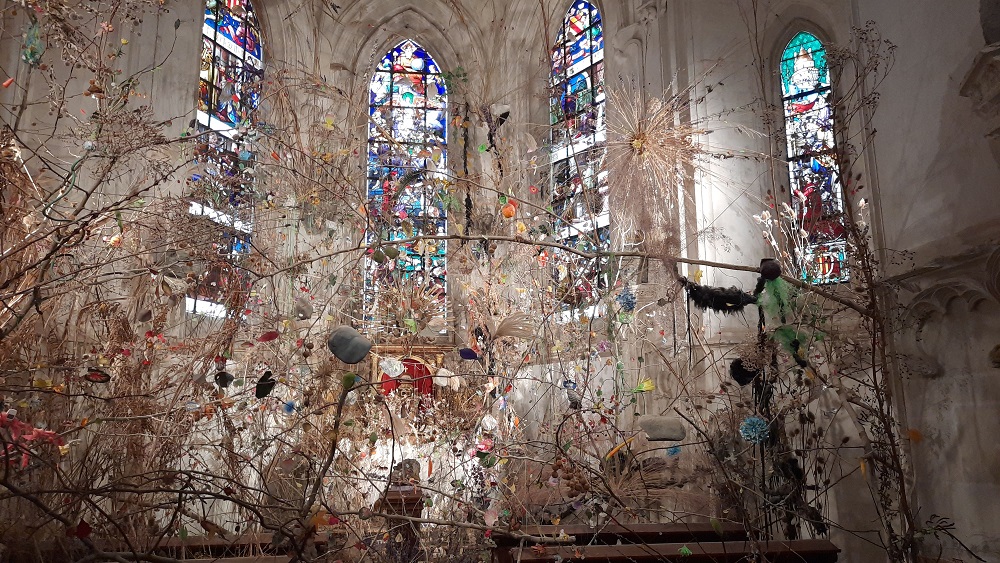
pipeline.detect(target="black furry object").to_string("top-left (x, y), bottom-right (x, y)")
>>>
top-left (730, 358), bottom-right (761, 386)
top-left (681, 278), bottom-right (758, 314)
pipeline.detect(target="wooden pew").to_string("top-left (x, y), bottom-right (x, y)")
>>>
top-left (493, 523), bottom-right (839, 563)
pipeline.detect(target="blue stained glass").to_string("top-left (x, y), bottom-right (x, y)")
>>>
top-left (781, 32), bottom-right (848, 283)
top-left (203, 0), bottom-right (263, 67)
top-left (192, 0), bottom-right (262, 314)
top-left (548, 1), bottom-right (608, 309)
top-left (365, 39), bottom-right (449, 322)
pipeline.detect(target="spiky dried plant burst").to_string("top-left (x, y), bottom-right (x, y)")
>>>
top-left (606, 90), bottom-right (704, 242)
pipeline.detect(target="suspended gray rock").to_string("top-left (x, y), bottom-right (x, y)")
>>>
top-left (293, 297), bottom-right (313, 320)
top-left (567, 389), bottom-right (582, 410)
top-left (327, 326), bottom-right (372, 364)
top-left (639, 415), bottom-right (686, 442)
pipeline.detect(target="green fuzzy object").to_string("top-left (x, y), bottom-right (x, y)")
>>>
top-left (759, 278), bottom-right (794, 321)
top-left (771, 325), bottom-right (801, 355)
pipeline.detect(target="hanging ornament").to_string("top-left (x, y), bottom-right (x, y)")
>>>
top-left (255, 371), bottom-right (276, 399)
top-left (379, 357), bottom-right (404, 378)
top-left (293, 297), bottom-right (313, 320)
top-left (729, 358), bottom-right (760, 386)
top-left (214, 371), bottom-right (234, 388)
top-left (84, 368), bottom-right (111, 384)
top-left (616, 286), bottom-right (637, 312)
top-left (739, 416), bottom-right (770, 444)
top-left (327, 326), bottom-right (372, 364)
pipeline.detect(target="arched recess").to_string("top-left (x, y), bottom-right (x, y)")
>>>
top-left (777, 29), bottom-right (848, 283)
top-left (186, 0), bottom-right (264, 317)
top-left (547, 0), bottom-right (609, 310)
top-left (362, 39), bottom-right (451, 337)
top-left (324, 2), bottom-right (476, 90)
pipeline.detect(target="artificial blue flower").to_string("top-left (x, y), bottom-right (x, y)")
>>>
top-left (616, 286), bottom-right (636, 312)
top-left (667, 445), bottom-right (682, 457)
top-left (739, 416), bottom-right (770, 443)
top-left (282, 400), bottom-right (296, 414)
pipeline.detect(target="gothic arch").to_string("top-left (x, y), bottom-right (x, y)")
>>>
top-left (326, 1), bottom-right (480, 89)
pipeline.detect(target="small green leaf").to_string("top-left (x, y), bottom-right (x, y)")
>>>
top-left (403, 318), bottom-right (418, 333)
top-left (478, 453), bottom-right (499, 468)
top-left (179, 526), bottom-right (188, 540)
top-left (679, 545), bottom-right (692, 557)
top-left (477, 143), bottom-right (487, 153)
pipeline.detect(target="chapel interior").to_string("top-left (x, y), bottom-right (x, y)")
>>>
top-left (1, 1), bottom-right (999, 562)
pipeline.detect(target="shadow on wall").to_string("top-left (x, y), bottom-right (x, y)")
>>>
top-left (982, 0), bottom-right (1000, 43)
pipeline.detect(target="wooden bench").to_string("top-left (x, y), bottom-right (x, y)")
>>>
top-left (493, 523), bottom-right (839, 563)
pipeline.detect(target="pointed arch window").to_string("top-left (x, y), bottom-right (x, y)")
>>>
top-left (780, 31), bottom-right (848, 283)
top-left (364, 40), bottom-right (449, 334)
top-left (187, 0), bottom-right (263, 317)
top-left (548, 1), bottom-right (608, 309)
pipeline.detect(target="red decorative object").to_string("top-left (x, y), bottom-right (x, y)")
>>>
top-left (380, 357), bottom-right (434, 396)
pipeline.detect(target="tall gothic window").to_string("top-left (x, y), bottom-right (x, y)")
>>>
top-left (364, 40), bottom-right (449, 335)
top-left (780, 31), bottom-right (848, 283)
top-left (548, 1), bottom-right (608, 309)
top-left (188, 0), bottom-right (263, 317)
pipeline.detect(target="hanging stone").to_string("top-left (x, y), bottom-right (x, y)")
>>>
top-left (638, 415), bottom-right (686, 442)
top-left (214, 371), bottom-right (234, 388)
top-left (327, 326), bottom-right (372, 364)
top-left (293, 297), bottom-right (313, 320)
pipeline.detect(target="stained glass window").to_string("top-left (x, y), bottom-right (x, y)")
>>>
top-left (780, 31), bottom-right (848, 283)
top-left (549, 1), bottom-right (608, 309)
top-left (188, 0), bottom-right (262, 317)
top-left (364, 40), bottom-right (448, 333)
top-left (199, 0), bottom-right (263, 132)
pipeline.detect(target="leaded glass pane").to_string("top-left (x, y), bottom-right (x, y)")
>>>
top-left (190, 0), bottom-right (262, 314)
top-left (549, 1), bottom-right (608, 311)
top-left (365, 40), bottom-right (449, 334)
top-left (781, 32), bottom-right (848, 283)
